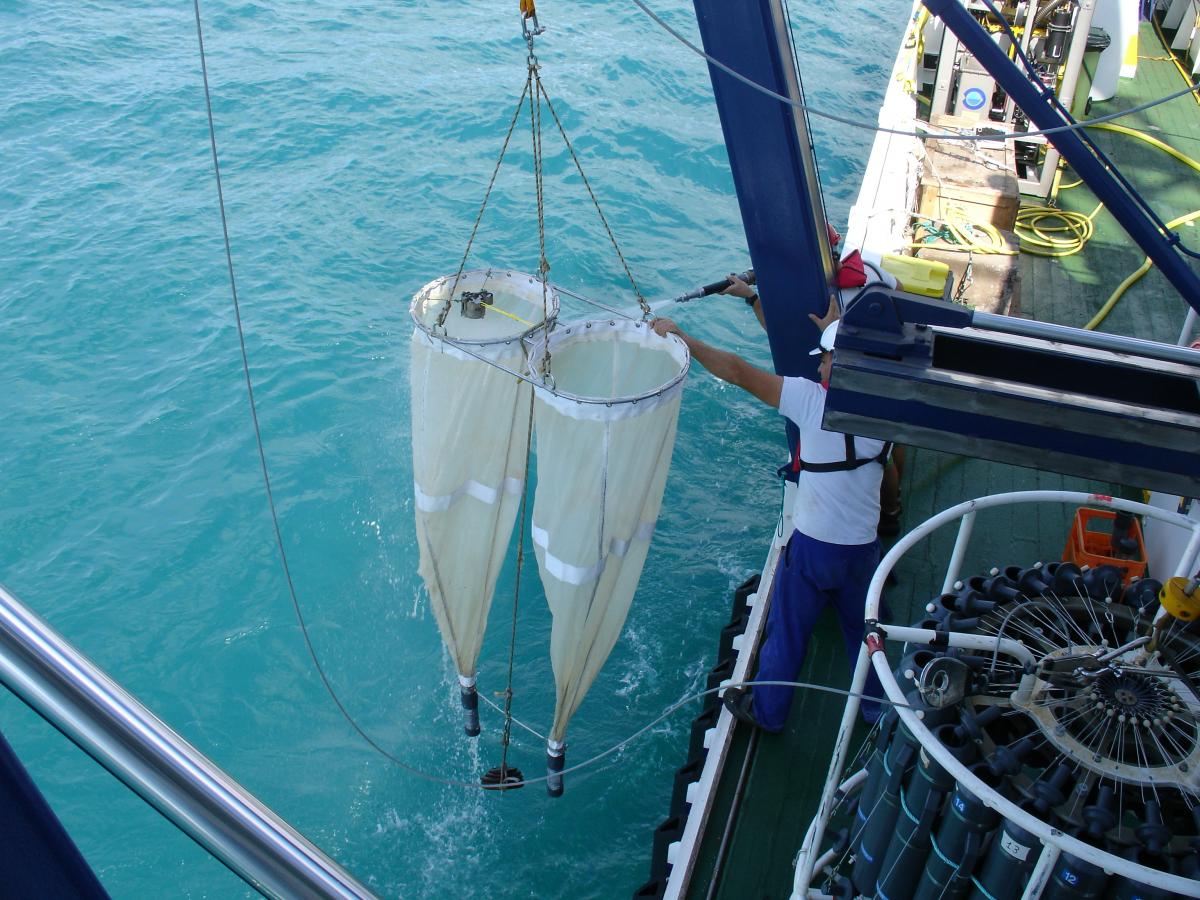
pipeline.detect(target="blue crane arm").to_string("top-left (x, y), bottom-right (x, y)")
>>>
top-left (691, 0), bottom-right (836, 379)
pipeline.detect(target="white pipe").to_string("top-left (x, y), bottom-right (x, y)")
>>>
top-left (796, 768), bottom-right (869, 890)
top-left (872, 645), bottom-right (1200, 894)
top-left (1152, 507), bottom-right (1200, 629)
top-left (1179, 306), bottom-right (1198, 347)
top-left (792, 645), bottom-right (874, 897)
top-left (864, 490), bottom-right (1200, 622)
top-left (1174, 515), bottom-right (1200, 578)
top-left (940, 510), bottom-right (976, 596)
top-left (863, 492), bottom-right (1200, 896)
top-left (1021, 843), bottom-right (1062, 899)
top-left (881, 625), bottom-right (1037, 667)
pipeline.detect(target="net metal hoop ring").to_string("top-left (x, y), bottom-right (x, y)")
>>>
top-left (409, 268), bottom-right (560, 347)
top-left (527, 318), bottom-right (690, 409)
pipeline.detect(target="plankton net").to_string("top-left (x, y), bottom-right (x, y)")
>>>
top-left (530, 318), bottom-right (688, 794)
top-left (410, 268), bottom-right (558, 736)
top-left (407, 12), bottom-right (689, 793)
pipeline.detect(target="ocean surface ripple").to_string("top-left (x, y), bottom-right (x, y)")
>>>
top-left (0, 1), bottom-right (903, 896)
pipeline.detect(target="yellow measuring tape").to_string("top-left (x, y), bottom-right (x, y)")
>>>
top-left (485, 304), bottom-right (534, 326)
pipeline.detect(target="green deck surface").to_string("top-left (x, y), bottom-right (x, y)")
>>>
top-left (684, 20), bottom-right (1200, 899)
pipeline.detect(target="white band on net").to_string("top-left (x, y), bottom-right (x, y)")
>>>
top-left (531, 521), bottom-right (657, 586)
top-left (413, 477), bottom-right (524, 513)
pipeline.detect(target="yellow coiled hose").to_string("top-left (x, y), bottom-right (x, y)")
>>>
top-left (936, 121), bottom-right (1200, 328)
top-left (1081, 124), bottom-right (1200, 328)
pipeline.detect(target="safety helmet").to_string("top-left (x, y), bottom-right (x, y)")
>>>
top-left (808, 320), bottom-right (839, 356)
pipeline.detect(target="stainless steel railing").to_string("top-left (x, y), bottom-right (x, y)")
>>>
top-left (0, 582), bottom-right (374, 899)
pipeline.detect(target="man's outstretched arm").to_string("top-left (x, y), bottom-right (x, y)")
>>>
top-left (652, 317), bottom-right (782, 409)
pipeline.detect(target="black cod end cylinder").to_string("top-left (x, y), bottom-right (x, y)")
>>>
top-left (1040, 786), bottom-right (1118, 900)
top-left (1105, 854), bottom-right (1177, 900)
top-left (970, 811), bottom-right (1040, 900)
top-left (852, 655), bottom-right (938, 846)
top-left (851, 706), bottom-right (902, 846)
top-left (852, 717), bottom-right (919, 894)
top-left (1041, 851), bottom-right (1110, 900)
top-left (546, 739), bottom-right (565, 798)
top-left (459, 674), bottom-right (480, 737)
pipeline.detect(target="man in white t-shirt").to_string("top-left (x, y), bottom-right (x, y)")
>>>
top-left (651, 304), bottom-right (885, 731)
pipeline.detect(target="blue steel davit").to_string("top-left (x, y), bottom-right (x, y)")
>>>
top-left (691, 0), bottom-right (836, 381)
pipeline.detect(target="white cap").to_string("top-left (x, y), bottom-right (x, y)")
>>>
top-left (809, 320), bottom-right (839, 355)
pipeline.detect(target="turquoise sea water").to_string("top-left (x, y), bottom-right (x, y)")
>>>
top-left (0, 2), bottom-right (904, 896)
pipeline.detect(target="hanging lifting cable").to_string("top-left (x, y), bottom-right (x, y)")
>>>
top-left (521, 0), bottom-right (649, 321)
top-left (192, 0), bottom-right (907, 797)
top-left (536, 82), bottom-right (652, 320)
top-left (192, 0), bottom-right (479, 792)
top-left (485, 678), bottom-right (910, 793)
top-left (480, 14), bottom-right (549, 791)
top-left (434, 78), bottom-right (532, 334)
top-left (628, 0), bottom-right (1200, 143)
top-left (527, 17), bottom-right (555, 378)
top-left (484, 386), bottom-right (537, 791)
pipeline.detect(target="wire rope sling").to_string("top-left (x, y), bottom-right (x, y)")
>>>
top-left (408, 2), bottom-right (688, 795)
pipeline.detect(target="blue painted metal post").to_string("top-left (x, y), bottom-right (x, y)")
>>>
top-left (692, 0), bottom-right (836, 378)
top-left (923, 0), bottom-right (1200, 313)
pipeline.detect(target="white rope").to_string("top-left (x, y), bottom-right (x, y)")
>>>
top-left (479, 690), bottom-right (549, 742)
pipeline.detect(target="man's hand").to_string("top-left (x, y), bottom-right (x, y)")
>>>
top-left (808, 294), bottom-right (840, 332)
top-left (652, 317), bottom-right (683, 339)
top-left (719, 273), bottom-right (755, 301)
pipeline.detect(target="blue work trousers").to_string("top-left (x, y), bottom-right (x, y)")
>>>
top-left (752, 530), bottom-right (884, 731)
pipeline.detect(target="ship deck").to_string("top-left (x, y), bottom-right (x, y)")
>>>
top-left (674, 18), bottom-right (1200, 899)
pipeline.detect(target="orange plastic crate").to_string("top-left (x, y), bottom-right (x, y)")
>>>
top-left (1062, 507), bottom-right (1147, 585)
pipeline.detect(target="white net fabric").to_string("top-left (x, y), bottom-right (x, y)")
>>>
top-left (530, 320), bottom-right (688, 742)
top-left (409, 270), bottom-right (557, 681)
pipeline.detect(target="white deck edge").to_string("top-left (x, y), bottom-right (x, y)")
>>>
top-left (663, 482), bottom-right (794, 899)
top-left (843, 0), bottom-right (926, 259)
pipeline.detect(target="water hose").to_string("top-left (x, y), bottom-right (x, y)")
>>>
top-left (910, 211), bottom-right (1018, 255)
top-left (898, 7), bottom-right (932, 97)
top-left (1014, 202), bottom-right (1102, 257)
top-left (1091, 121), bottom-right (1200, 171)
top-left (1085, 207), bottom-right (1200, 329)
top-left (1009, 121), bottom-right (1199, 327)
top-left (1078, 123), bottom-right (1200, 328)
